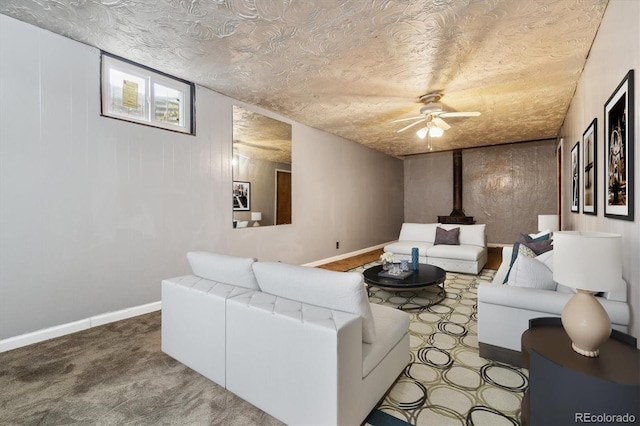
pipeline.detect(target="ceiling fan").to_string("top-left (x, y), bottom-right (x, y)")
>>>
top-left (392, 93), bottom-right (481, 138)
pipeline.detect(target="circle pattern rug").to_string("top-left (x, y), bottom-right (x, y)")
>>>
top-left (352, 263), bottom-right (529, 426)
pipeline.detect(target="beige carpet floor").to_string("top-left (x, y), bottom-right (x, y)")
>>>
top-left (0, 312), bottom-right (282, 425)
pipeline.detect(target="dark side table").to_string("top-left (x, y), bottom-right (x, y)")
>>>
top-left (521, 317), bottom-right (639, 426)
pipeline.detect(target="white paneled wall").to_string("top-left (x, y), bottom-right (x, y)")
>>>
top-left (559, 0), bottom-right (640, 341)
top-left (0, 14), bottom-right (404, 342)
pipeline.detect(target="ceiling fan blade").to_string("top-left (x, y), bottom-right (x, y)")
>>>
top-left (390, 115), bottom-right (424, 123)
top-left (397, 119), bottom-right (425, 133)
top-left (432, 117), bottom-right (451, 130)
top-left (440, 111), bottom-right (481, 118)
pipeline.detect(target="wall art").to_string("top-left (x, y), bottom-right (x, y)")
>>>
top-left (233, 181), bottom-right (251, 211)
top-left (582, 118), bottom-right (597, 215)
top-left (571, 141), bottom-right (580, 213)
top-left (604, 70), bottom-right (634, 221)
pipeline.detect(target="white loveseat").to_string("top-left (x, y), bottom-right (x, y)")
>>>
top-left (161, 252), bottom-right (410, 426)
top-left (384, 223), bottom-right (487, 274)
top-left (477, 246), bottom-right (630, 366)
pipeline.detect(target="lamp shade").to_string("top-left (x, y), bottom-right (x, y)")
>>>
top-left (251, 212), bottom-right (262, 221)
top-left (428, 126), bottom-right (444, 137)
top-left (538, 214), bottom-right (559, 232)
top-left (416, 127), bottom-right (428, 139)
top-left (553, 231), bottom-right (621, 292)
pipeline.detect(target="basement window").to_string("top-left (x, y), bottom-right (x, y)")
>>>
top-left (101, 52), bottom-right (194, 134)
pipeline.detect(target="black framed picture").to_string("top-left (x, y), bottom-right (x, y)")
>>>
top-left (233, 181), bottom-right (251, 211)
top-left (582, 118), bottom-right (597, 215)
top-left (604, 70), bottom-right (634, 221)
top-left (571, 141), bottom-right (580, 213)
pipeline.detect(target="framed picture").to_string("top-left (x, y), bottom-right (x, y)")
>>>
top-left (604, 70), bottom-right (634, 221)
top-left (571, 141), bottom-right (580, 213)
top-left (582, 118), bottom-right (597, 215)
top-left (233, 181), bottom-right (251, 211)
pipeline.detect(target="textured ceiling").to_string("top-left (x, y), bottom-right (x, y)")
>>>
top-left (0, 0), bottom-right (608, 157)
top-left (233, 105), bottom-right (292, 163)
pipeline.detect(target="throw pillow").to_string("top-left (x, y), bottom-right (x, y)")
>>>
top-left (507, 255), bottom-right (557, 290)
top-left (536, 250), bottom-right (554, 271)
top-left (434, 226), bottom-right (460, 245)
top-left (528, 230), bottom-right (551, 240)
top-left (517, 233), bottom-right (553, 253)
top-left (503, 234), bottom-right (554, 283)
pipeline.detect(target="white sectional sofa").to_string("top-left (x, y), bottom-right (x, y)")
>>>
top-left (477, 246), bottom-right (630, 366)
top-left (384, 223), bottom-right (487, 274)
top-left (162, 252), bottom-right (410, 426)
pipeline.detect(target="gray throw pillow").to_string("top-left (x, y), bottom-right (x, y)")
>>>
top-left (434, 226), bottom-right (460, 245)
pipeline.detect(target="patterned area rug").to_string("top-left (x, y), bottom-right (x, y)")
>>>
top-left (352, 262), bottom-right (529, 426)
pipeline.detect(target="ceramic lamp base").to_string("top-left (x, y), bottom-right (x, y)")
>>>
top-left (561, 289), bottom-right (611, 357)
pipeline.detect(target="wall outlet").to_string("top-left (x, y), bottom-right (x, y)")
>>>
top-left (336, 241), bottom-right (340, 249)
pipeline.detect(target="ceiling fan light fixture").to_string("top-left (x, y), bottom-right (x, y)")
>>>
top-left (420, 103), bottom-right (443, 115)
top-left (429, 126), bottom-right (444, 137)
top-left (416, 127), bottom-right (429, 139)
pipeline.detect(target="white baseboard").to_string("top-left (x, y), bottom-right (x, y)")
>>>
top-left (302, 242), bottom-right (391, 267)
top-left (0, 301), bottom-right (161, 353)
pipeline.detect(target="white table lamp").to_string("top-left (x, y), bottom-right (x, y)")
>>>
top-left (553, 231), bottom-right (622, 357)
top-left (251, 212), bottom-right (262, 227)
top-left (538, 214), bottom-right (559, 233)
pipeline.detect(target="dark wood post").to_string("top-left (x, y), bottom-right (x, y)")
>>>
top-left (452, 149), bottom-right (464, 217)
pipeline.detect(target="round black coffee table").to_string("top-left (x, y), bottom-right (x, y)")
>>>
top-left (362, 263), bottom-right (447, 310)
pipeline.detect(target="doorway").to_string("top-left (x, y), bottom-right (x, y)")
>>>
top-left (276, 170), bottom-right (292, 225)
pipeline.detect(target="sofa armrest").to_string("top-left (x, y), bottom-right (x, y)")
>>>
top-left (225, 291), bottom-right (363, 426)
top-left (478, 282), bottom-right (630, 326)
top-left (479, 282), bottom-right (570, 314)
top-left (603, 278), bottom-right (628, 302)
top-left (161, 275), bottom-right (252, 386)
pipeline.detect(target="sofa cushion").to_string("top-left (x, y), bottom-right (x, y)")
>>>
top-left (434, 226), bottom-right (460, 245)
top-left (187, 252), bottom-right (260, 290)
top-left (252, 262), bottom-right (377, 343)
top-left (507, 254), bottom-right (557, 290)
top-left (426, 244), bottom-right (485, 261)
top-left (384, 241), bottom-right (433, 257)
top-left (362, 303), bottom-right (409, 377)
top-left (440, 224), bottom-right (486, 247)
top-left (398, 223), bottom-right (441, 243)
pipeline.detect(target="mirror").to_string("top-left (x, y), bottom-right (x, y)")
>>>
top-left (232, 106), bottom-right (292, 228)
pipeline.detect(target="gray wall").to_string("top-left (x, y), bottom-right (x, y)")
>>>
top-left (0, 14), bottom-right (404, 340)
top-left (404, 140), bottom-right (558, 244)
top-left (404, 150), bottom-right (453, 223)
top-left (559, 0), bottom-right (639, 341)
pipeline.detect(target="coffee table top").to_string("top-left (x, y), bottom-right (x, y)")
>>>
top-left (363, 263), bottom-right (446, 289)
